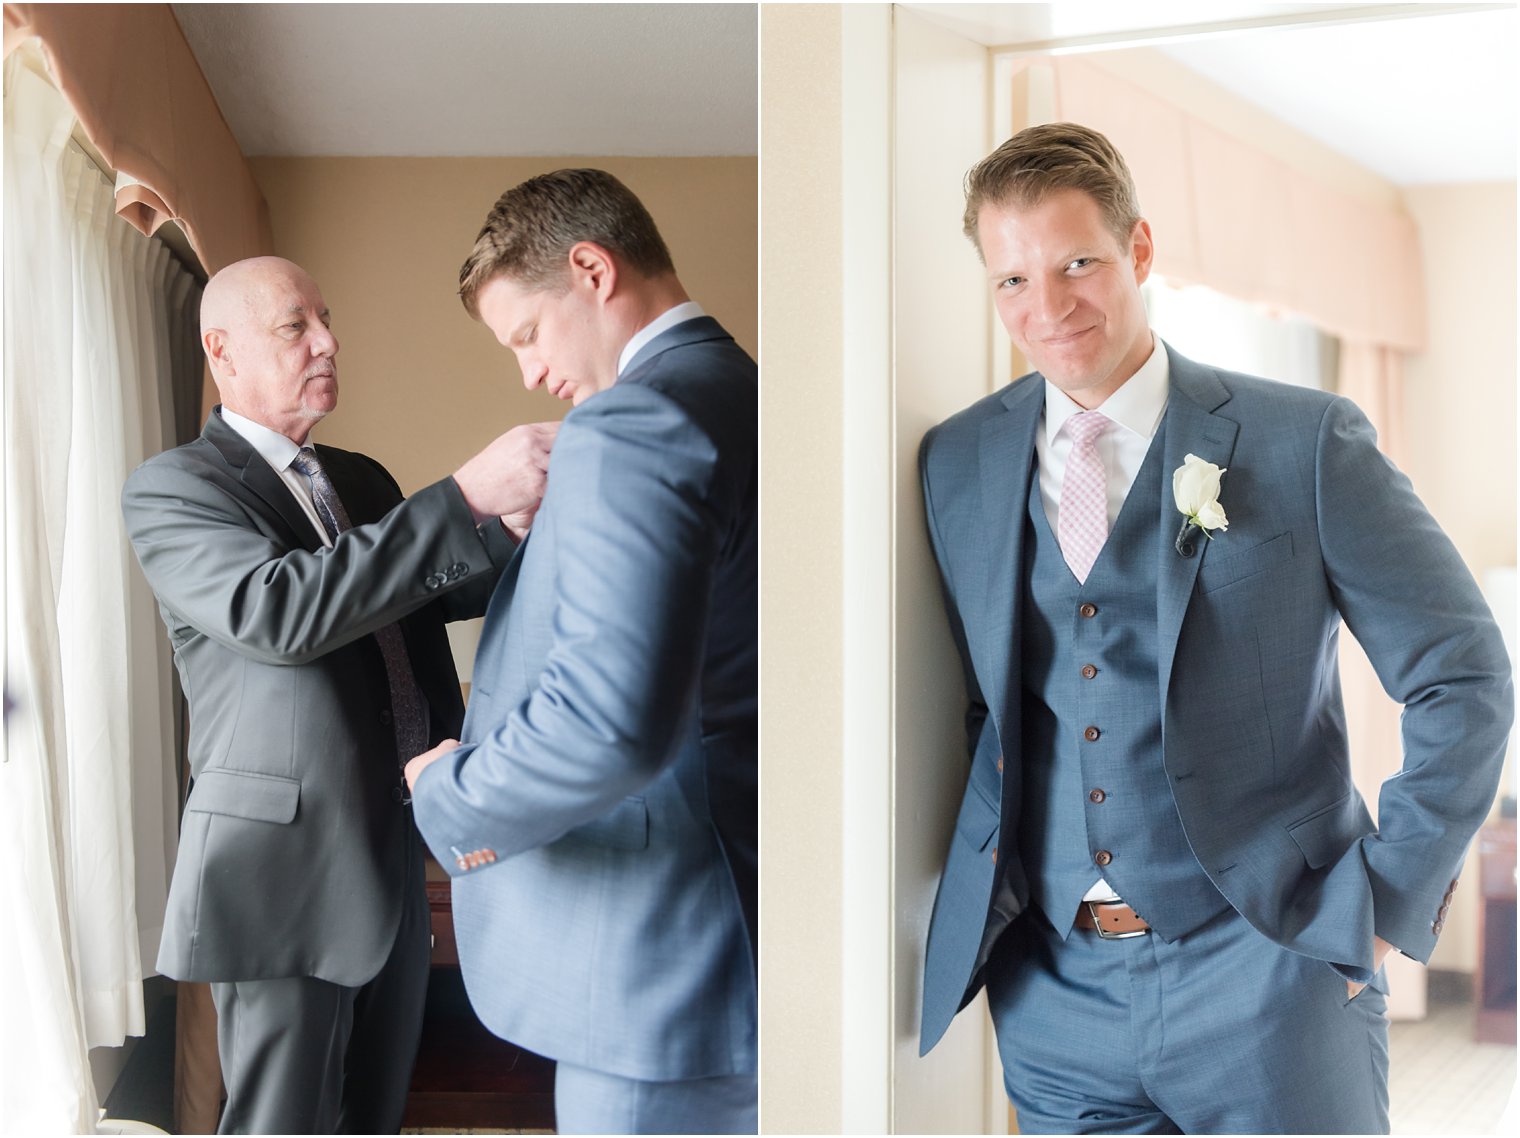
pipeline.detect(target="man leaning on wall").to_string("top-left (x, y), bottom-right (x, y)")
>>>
top-left (915, 122), bottom-right (1512, 1134)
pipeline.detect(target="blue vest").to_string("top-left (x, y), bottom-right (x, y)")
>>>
top-left (1019, 430), bottom-right (1229, 941)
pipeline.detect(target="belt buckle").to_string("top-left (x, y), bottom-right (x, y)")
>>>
top-left (1086, 900), bottom-right (1147, 940)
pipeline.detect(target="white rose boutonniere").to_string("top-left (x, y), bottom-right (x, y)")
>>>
top-left (1173, 453), bottom-right (1229, 557)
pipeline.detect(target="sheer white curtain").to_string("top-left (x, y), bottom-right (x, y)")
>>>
top-left (1144, 277), bottom-right (1332, 389)
top-left (3, 52), bottom-right (188, 1131)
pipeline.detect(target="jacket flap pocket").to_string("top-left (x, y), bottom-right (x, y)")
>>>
top-left (187, 769), bottom-right (301, 824)
top-left (563, 796), bottom-right (650, 851)
top-left (1286, 789), bottom-right (1359, 869)
top-left (1198, 531), bottom-right (1294, 594)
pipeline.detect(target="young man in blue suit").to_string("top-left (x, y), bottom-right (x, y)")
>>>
top-left (404, 170), bottom-right (756, 1135)
top-left (917, 123), bottom-right (1512, 1133)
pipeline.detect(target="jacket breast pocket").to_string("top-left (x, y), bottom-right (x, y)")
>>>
top-left (561, 796), bottom-right (650, 851)
top-left (186, 768), bottom-right (300, 824)
top-left (1198, 531), bottom-right (1294, 594)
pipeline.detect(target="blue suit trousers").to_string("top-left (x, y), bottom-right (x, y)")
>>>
top-left (554, 1062), bottom-right (758, 1134)
top-left (986, 906), bottom-right (1390, 1134)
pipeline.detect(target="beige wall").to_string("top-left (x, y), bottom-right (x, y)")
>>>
top-left (1402, 182), bottom-right (1517, 581)
top-left (247, 156), bottom-right (756, 497)
top-left (1402, 180), bottom-right (1518, 973)
top-left (759, 4), bottom-right (845, 1132)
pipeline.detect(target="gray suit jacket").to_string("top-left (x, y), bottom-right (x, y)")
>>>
top-left (917, 345), bottom-right (1513, 1052)
top-left (122, 409), bottom-right (510, 984)
top-left (413, 317), bottom-right (758, 1082)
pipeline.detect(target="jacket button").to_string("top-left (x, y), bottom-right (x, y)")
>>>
top-left (1079, 603), bottom-right (1098, 618)
top-left (1083, 726), bottom-right (1101, 742)
top-left (1432, 919), bottom-right (1444, 935)
top-left (391, 786), bottom-right (405, 802)
top-left (1089, 788), bottom-right (1106, 804)
top-left (456, 856), bottom-right (468, 871)
top-left (991, 846), bottom-right (998, 865)
top-left (997, 756), bottom-right (1004, 773)
top-left (1094, 850), bottom-right (1113, 867)
top-left (380, 708), bottom-right (393, 726)
top-left (1081, 664), bottom-right (1098, 679)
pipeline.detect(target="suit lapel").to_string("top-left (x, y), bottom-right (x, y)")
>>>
top-left (1154, 347), bottom-right (1239, 699)
top-left (203, 409), bottom-right (324, 552)
top-left (977, 378), bottom-right (1042, 741)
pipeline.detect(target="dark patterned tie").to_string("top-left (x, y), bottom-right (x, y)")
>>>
top-left (290, 447), bottom-right (429, 768)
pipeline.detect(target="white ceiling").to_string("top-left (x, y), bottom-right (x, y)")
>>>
top-left (171, 3), bottom-right (757, 157)
top-left (904, 2), bottom-right (1517, 185)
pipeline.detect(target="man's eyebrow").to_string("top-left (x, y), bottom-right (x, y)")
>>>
top-left (278, 305), bottom-right (331, 321)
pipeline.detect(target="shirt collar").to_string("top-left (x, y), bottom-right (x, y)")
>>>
top-left (220, 406), bottom-right (307, 473)
top-left (616, 301), bottom-right (705, 377)
top-left (1043, 334), bottom-right (1170, 445)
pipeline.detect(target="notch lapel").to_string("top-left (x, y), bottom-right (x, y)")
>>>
top-left (1155, 349), bottom-right (1239, 701)
top-left (203, 410), bottom-right (325, 552)
top-left (976, 379), bottom-right (1042, 744)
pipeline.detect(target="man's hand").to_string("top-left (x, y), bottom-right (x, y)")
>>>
top-left (453, 422), bottom-right (559, 528)
top-left (405, 737), bottom-right (460, 791)
top-left (1347, 935), bottom-right (1396, 999)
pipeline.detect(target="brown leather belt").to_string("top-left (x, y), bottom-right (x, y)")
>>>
top-left (1074, 900), bottom-right (1151, 939)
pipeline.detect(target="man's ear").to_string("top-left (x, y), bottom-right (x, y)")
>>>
top-left (204, 328), bottom-right (234, 376)
top-left (1129, 218), bottom-right (1155, 287)
top-left (567, 242), bottom-right (618, 300)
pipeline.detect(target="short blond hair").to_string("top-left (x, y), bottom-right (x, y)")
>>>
top-left (963, 123), bottom-right (1141, 256)
top-left (458, 169), bottom-right (674, 316)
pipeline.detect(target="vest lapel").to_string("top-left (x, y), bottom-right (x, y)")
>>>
top-left (1155, 349), bottom-right (1240, 701)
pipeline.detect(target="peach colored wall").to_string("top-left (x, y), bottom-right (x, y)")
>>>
top-left (1401, 181), bottom-right (1517, 973)
top-left (247, 156), bottom-right (756, 497)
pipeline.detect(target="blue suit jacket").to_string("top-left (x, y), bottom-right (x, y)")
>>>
top-left (917, 344), bottom-right (1513, 1053)
top-left (413, 317), bottom-right (757, 1082)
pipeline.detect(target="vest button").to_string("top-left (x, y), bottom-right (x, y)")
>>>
top-left (1089, 788), bottom-right (1106, 803)
top-left (1079, 603), bottom-right (1098, 618)
top-left (1094, 850), bottom-right (1113, 867)
top-left (1081, 664), bottom-right (1098, 679)
top-left (1083, 726), bottom-right (1101, 742)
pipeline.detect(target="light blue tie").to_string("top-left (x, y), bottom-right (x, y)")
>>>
top-left (290, 448), bottom-right (429, 770)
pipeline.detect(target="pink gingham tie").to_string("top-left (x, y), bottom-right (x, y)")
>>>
top-left (1059, 411), bottom-right (1110, 584)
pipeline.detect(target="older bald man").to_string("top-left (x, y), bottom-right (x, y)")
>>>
top-left (122, 257), bottom-right (555, 1133)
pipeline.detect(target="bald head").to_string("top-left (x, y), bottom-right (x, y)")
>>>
top-left (201, 256), bottom-right (312, 340)
top-left (201, 256), bottom-right (340, 444)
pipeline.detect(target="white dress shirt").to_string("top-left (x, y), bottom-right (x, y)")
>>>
top-left (616, 301), bottom-right (706, 378)
top-left (1033, 336), bottom-right (1170, 903)
top-left (220, 407), bottom-right (332, 548)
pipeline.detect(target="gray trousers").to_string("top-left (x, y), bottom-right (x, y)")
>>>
top-left (210, 858), bottom-right (431, 1134)
top-left (554, 1062), bottom-right (758, 1135)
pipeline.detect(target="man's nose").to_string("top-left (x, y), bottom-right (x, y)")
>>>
top-left (520, 357), bottom-right (547, 390)
top-left (1031, 277), bottom-right (1076, 326)
top-left (312, 325), bottom-right (338, 357)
